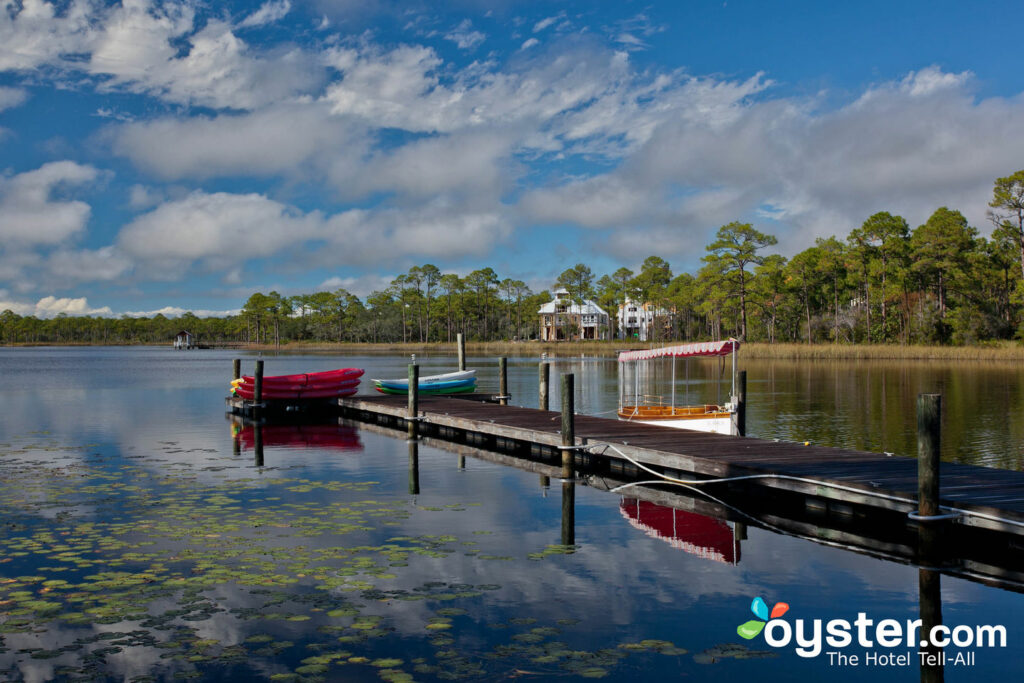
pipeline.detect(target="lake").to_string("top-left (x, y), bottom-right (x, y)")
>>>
top-left (0, 346), bottom-right (1020, 682)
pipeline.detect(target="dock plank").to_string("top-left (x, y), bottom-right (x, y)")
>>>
top-left (336, 393), bottom-right (1024, 531)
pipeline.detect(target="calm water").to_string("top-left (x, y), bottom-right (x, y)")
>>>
top-left (0, 346), bottom-right (1021, 682)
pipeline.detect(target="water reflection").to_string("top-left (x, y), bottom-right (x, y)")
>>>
top-left (620, 499), bottom-right (740, 564)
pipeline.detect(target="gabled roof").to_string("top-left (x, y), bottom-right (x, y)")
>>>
top-left (538, 295), bottom-right (607, 316)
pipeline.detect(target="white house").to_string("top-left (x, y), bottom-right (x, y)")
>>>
top-left (618, 299), bottom-right (672, 341)
top-left (538, 289), bottom-right (610, 341)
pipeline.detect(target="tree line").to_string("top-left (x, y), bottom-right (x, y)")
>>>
top-left (3, 171), bottom-right (1023, 347)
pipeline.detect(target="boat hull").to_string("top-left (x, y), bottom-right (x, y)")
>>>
top-left (618, 406), bottom-right (736, 435)
top-left (374, 383), bottom-right (476, 395)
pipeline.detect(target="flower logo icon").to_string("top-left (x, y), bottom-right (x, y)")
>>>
top-left (737, 596), bottom-right (789, 639)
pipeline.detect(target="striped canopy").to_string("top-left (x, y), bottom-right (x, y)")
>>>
top-left (617, 339), bottom-right (739, 362)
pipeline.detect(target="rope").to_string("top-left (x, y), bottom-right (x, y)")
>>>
top-left (582, 441), bottom-right (1024, 529)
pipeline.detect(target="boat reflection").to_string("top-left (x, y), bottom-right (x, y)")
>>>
top-left (620, 498), bottom-right (740, 564)
top-left (232, 421), bottom-right (363, 452)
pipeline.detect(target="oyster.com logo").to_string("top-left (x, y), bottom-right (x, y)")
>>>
top-left (737, 596), bottom-right (789, 640)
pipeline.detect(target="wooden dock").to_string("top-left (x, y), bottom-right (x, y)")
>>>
top-left (336, 393), bottom-right (1024, 537)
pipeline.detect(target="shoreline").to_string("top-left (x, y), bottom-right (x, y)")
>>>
top-left (6, 340), bottom-right (1024, 361)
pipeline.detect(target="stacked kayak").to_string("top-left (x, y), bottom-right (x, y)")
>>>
top-left (372, 369), bottom-right (476, 395)
top-left (231, 368), bottom-right (363, 400)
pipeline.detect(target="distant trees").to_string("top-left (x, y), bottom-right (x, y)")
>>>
top-left (6, 170), bottom-right (1024, 348)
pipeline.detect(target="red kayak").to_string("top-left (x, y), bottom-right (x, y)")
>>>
top-left (235, 368), bottom-right (364, 388)
top-left (233, 383), bottom-right (359, 400)
top-left (234, 376), bottom-right (361, 393)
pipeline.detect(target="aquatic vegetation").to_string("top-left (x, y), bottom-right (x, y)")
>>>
top-left (0, 439), bottom-right (700, 681)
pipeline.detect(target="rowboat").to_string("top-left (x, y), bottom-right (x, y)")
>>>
top-left (617, 340), bottom-right (740, 434)
top-left (370, 369), bottom-right (475, 389)
top-left (371, 369), bottom-right (476, 395)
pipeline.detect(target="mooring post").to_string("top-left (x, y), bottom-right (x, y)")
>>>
top-left (498, 357), bottom-right (508, 406)
top-left (408, 363), bottom-right (419, 439)
top-left (736, 370), bottom-right (747, 437)
top-left (560, 373), bottom-right (575, 479)
top-left (253, 359), bottom-right (264, 420)
top-left (232, 358), bottom-right (241, 381)
top-left (457, 333), bottom-right (466, 371)
top-left (917, 393), bottom-right (941, 519)
top-left (539, 361), bottom-right (549, 411)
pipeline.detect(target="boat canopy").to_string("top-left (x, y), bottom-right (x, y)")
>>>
top-left (617, 339), bottom-right (740, 363)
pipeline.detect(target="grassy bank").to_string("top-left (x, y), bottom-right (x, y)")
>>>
top-left (8, 339), bottom-right (1024, 360)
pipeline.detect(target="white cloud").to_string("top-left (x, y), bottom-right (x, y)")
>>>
top-left (0, 294), bottom-right (112, 317)
top-left (520, 38), bottom-right (539, 50)
top-left (117, 191), bottom-right (324, 273)
top-left (121, 306), bottom-right (240, 318)
top-left (114, 191), bottom-right (509, 279)
top-left (128, 184), bottom-right (163, 209)
top-left (109, 103), bottom-right (366, 180)
top-left (533, 14), bottom-right (564, 33)
top-left (445, 19), bottom-right (485, 50)
top-left (1, 0), bottom-right (321, 110)
top-left (238, 0), bottom-right (292, 29)
top-left (328, 129), bottom-right (514, 199)
top-left (0, 161), bottom-right (98, 245)
top-left (46, 246), bottom-right (133, 284)
top-left (0, 86), bottom-right (28, 111)
top-left (317, 273), bottom-right (394, 297)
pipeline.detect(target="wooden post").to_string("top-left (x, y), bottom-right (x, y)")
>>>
top-left (253, 359), bottom-right (264, 420)
top-left (458, 455), bottom-right (465, 470)
top-left (736, 370), bottom-right (747, 437)
top-left (457, 333), bottom-right (466, 371)
top-left (540, 474), bottom-right (550, 489)
top-left (408, 364), bottom-right (419, 439)
top-left (917, 394), bottom-right (941, 518)
top-left (498, 357), bottom-right (508, 406)
top-left (560, 373), bottom-right (575, 479)
top-left (232, 358), bottom-right (241, 381)
top-left (539, 362), bottom-right (549, 411)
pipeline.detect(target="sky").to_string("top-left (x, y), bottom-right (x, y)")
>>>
top-left (2, 0), bottom-right (1024, 318)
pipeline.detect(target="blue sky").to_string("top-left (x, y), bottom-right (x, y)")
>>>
top-left (2, 0), bottom-right (1023, 317)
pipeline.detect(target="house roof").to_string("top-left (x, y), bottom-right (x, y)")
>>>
top-left (538, 297), bottom-right (608, 316)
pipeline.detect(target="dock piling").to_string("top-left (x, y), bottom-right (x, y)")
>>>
top-left (539, 362), bottom-right (549, 411)
top-left (232, 358), bottom-right (241, 382)
top-left (457, 333), bottom-right (466, 371)
top-left (736, 370), bottom-right (747, 437)
top-left (561, 373), bottom-right (575, 479)
top-left (408, 364), bottom-right (419, 439)
top-left (917, 393), bottom-right (941, 518)
top-left (253, 360), bottom-right (264, 420)
top-left (498, 357), bottom-right (508, 406)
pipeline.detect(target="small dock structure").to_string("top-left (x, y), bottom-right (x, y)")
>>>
top-left (173, 329), bottom-right (196, 349)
